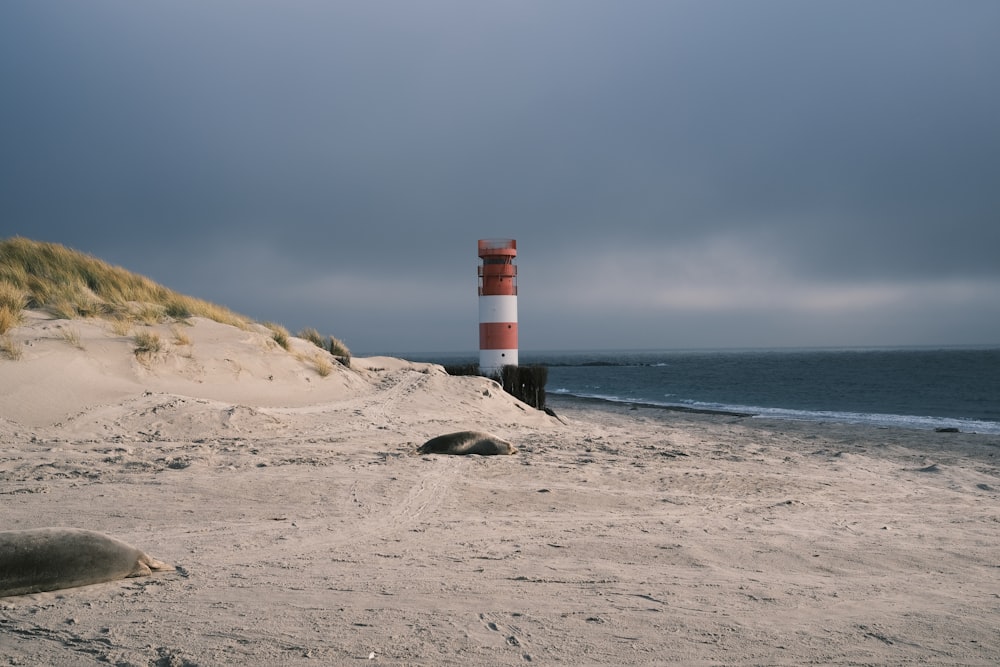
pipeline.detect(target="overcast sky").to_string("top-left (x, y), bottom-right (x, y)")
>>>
top-left (3, 1), bottom-right (998, 354)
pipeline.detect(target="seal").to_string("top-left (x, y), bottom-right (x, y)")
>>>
top-left (0, 527), bottom-right (175, 597)
top-left (417, 430), bottom-right (517, 456)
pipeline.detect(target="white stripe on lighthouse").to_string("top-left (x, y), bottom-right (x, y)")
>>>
top-left (479, 295), bottom-right (517, 323)
top-left (480, 348), bottom-right (518, 372)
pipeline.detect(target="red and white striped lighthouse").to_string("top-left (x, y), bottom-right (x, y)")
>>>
top-left (478, 238), bottom-right (518, 374)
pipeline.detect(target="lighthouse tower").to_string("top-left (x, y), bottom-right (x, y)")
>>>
top-left (478, 238), bottom-right (518, 374)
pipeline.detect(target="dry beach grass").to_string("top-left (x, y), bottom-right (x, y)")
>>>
top-left (1, 239), bottom-right (999, 665)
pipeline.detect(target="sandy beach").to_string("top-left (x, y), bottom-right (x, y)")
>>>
top-left (2, 313), bottom-right (999, 665)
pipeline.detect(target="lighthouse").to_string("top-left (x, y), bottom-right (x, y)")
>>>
top-left (478, 238), bottom-right (518, 375)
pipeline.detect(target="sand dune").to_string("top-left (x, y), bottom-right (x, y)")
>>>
top-left (2, 312), bottom-right (999, 665)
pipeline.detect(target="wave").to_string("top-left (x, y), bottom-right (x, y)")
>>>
top-left (549, 388), bottom-right (1000, 435)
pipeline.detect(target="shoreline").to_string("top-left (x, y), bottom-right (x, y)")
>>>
top-left (547, 391), bottom-right (756, 418)
top-left (546, 390), bottom-right (1000, 436)
top-left (549, 394), bottom-right (1000, 465)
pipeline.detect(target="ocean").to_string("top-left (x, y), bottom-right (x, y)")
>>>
top-left (402, 347), bottom-right (1000, 435)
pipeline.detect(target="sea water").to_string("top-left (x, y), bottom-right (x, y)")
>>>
top-left (403, 347), bottom-right (1000, 434)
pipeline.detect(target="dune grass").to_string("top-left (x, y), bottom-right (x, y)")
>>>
top-left (0, 282), bottom-right (27, 334)
top-left (171, 325), bottom-right (192, 346)
top-left (328, 335), bottom-right (350, 359)
top-left (291, 348), bottom-right (335, 377)
top-left (299, 327), bottom-right (351, 367)
top-left (110, 316), bottom-right (134, 337)
top-left (0, 237), bottom-right (250, 329)
top-left (313, 353), bottom-right (334, 377)
top-left (0, 336), bottom-right (22, 360)
top-left (0, 307), bottom-right (22, 336)
top-left (133, 330), bottom-right (162, 357)
top-left (1, 237), bottom-right (351, 374)
top-left (299, 327), bottom-right (325, 349)
top-left (264, 322), bottom-right (290, 350)
top-left (59, 326), bottom-right (85, 350)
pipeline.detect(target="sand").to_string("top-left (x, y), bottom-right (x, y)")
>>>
top-left (2, 313), bottom-right (999, 665)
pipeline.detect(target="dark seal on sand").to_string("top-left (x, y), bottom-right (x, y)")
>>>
top-left (417, 431), bottom-right (517, 456)
top-left (0, 527), bottom-right (174, 597)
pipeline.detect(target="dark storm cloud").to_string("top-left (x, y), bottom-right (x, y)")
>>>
top-left (2, 1), bottom-right (999, 351)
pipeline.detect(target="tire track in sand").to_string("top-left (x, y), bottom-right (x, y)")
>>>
top-left (348, 456), bottom-right (461, 543)
top-left (358, 369), bottom-right (430, 431)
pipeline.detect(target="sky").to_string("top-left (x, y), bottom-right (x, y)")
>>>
top-left (2, 1), bottom-right (999, 355)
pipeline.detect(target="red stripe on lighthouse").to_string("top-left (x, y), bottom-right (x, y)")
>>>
top-left (480, 322), bottom-right (518, 350)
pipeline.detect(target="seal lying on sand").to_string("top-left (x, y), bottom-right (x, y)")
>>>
top-left (418, 430), bottom-right (517, 456)
top-left (0, 527), bottom-right (175, 597)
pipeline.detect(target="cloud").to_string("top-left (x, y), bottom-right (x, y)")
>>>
top-left (2, 1), bottom-right (999, 351)
top-left (521, 236), bottom-right (1000, 348)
